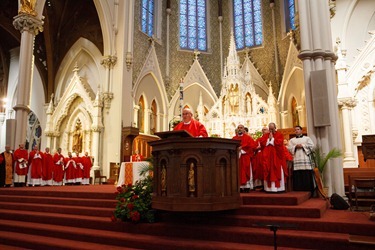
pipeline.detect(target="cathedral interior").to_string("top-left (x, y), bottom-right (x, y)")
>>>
top-left (0, 0), bottom-right (374, 196)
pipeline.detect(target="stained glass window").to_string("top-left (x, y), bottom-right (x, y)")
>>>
top-left (141, 0), bottom-right (154, 37)
top-left (233, 0), bottom-right (263, 50)
top-left (285, 0), bottom-right (296, 31)
top-left (179, 0), bottom-right (207, 51)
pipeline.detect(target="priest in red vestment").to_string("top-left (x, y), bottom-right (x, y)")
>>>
top-left (81, 152), bottom-right (92, 185)
top-left (233, 124), bottom-right (257, 192)
top-left (259, 122), bottom-right (287, 192)
top-left (53, 148), bottom-right (65, 186)
top-left (173, 108), bottom-right (208, 137)
top-left (131, 150), bottom-right (144, 162)
top-left (73, 152), bottom-right (83, 184)
top-left (14, 143), bottom-right (28, 187)
top-left (252, 126), bottom-right (269, 190)
top-left (64, 152), bottom-right (77, 185)
top-left (42, 147), bottom-right (54, 186)
top-left (27, 145), bottom-right (43, 186)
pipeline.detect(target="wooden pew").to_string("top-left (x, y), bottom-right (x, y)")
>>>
top-left (344, 168), bottom-right (375, 209)
top-left (344, 168), bottom-right (375, 193)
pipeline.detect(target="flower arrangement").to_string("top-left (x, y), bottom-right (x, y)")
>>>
top-left (251, 130), bottom-right (263, 140)
top-left (113, 162), bottom-right (154, 223)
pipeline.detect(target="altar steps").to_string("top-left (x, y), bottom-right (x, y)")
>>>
top-left (0, 186), bottom-right (373, 249)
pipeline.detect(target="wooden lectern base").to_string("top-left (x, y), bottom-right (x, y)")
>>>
top-left (149, 134), bottom-right (241, 212)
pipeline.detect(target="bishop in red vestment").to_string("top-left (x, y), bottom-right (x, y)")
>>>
top-left (233, 124), bottom-right (257, 192)
top-left (27, 145), bottom-right (43, 186)
top-left (64, 152), bottom-right (77, 185)
top-left (74, 152), bottom-right (83, 184)
top-left (259, 123), bottom-right (287, 192)
top-left (173, 108), bottom-right (208, 137)
top-left (81, 152), bottom-right (92, 185)
top-left (14, 143), bottom-right (28, 187)
top-left (42, 147), bottom-right (54, 186)
top-left (53, 148), bottom-right (65, 186)
top-left (252, 126), bottom-right (269, 190)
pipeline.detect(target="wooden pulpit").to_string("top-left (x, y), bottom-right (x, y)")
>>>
top-left (148, 131), bottom-right (241, 212)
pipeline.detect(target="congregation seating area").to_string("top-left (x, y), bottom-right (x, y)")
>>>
top-left (344, 168), bottom-right (375, 211)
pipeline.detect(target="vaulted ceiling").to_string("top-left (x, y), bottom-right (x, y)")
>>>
top-left (0, 0), bottom-right (103, 102)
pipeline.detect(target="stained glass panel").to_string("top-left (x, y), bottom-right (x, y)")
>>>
top-left (179, 0), bottom-right (207, 51)
top-left (287, 0), bottom-right (296, 30)
top-left (141, 0), bottom-right (154, 37)
top-left (233, 0), bottom-right (263, 50)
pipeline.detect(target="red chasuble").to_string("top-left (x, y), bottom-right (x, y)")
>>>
top-left (173, 119), bottom-right (208, 137)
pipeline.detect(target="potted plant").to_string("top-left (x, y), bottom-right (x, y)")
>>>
top-left (311, 146), bottom-right (342, 197)
top-left (312, 146), bottom-right (342, 178)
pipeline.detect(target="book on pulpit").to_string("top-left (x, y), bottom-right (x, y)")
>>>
top-left (155, 130), bottom-right (193, 139)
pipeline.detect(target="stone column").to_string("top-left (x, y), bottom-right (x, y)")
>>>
top-left (91, 91), bottom-right (104, 172)
top-left (280, 111), bottom-right (288, 128)
top-left (100, 55), bottom-right (116, 112)
top-left (144, 108), bottom-right (151, 134)
top-left (12, 13), bottom-right (43, 148)
top-left (296, 105), bottom-right (305, 127)
top-left (338, 98), bottom-right (357, 168)
top-left (133, 105), bottom-right (139, 128)
top-left (298, 0), bottom-right (344, 196)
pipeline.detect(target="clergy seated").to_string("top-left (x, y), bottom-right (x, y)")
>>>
top-left (131, 151), bottom-right (144, 162)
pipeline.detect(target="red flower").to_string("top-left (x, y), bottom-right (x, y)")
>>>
top-left (116, 186), bottom-right (122, 192)
top-left (132, 195), bottom-right (139, 200)
top-left (110, 215), bottom-right (116, 222)
top-left (130, 211), bottom-right (140, 222)
top-left (114, 191), bottom-right (119, 195)
top-left (120, 198), bottom-right (125, 203)
top-left (127, 203), bottom-right (134, 211)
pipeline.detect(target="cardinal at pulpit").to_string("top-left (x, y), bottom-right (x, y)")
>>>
top-left (173, 108), bottom-right (208, 137)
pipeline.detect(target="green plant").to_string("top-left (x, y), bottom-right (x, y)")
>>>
top-left (251, 130), bottom-right (263, 140)
top-left (113, 161), bottom-right (154, 223)
top-left (311, 146), bottom-right (342, 175)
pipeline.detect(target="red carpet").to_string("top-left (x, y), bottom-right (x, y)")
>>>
top-left (0, 185), bottom-right (374, 249)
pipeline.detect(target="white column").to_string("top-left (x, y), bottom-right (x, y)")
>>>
top-left (91, 129), bottom-right (100, 169)
top-left (12, 14), bottom-right (43, 148)
top-left (144, 108), bottom-right (151, 134)
top-left (133, 105), bottom-right (139, 128)
top-left (280, 111), bottom-right (288, 128)
top-left (298, 0), bottom-right (344, 196)
top-left (296, 105), bottom-right (305, 127)
top-left (338, 98), bottom-right (357, 168)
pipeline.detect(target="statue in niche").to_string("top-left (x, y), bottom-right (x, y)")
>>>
top-left (224, 97), bottom-right (230, 115)
top-left (246, 95), bottom-right (252, 115)
top-left (229, 85), bottom-right (239, 114)
top-left (72, 119), bottom-right (83, 153)
top-left (19, 0), bottom-right (37, 16)
top-left (188, 163), bottom-right (195, 196)
top-left (161, 164), bottom-right (167, 195)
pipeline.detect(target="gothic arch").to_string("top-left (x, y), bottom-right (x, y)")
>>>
top-left (55, 38), bottom-right (102, 102)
